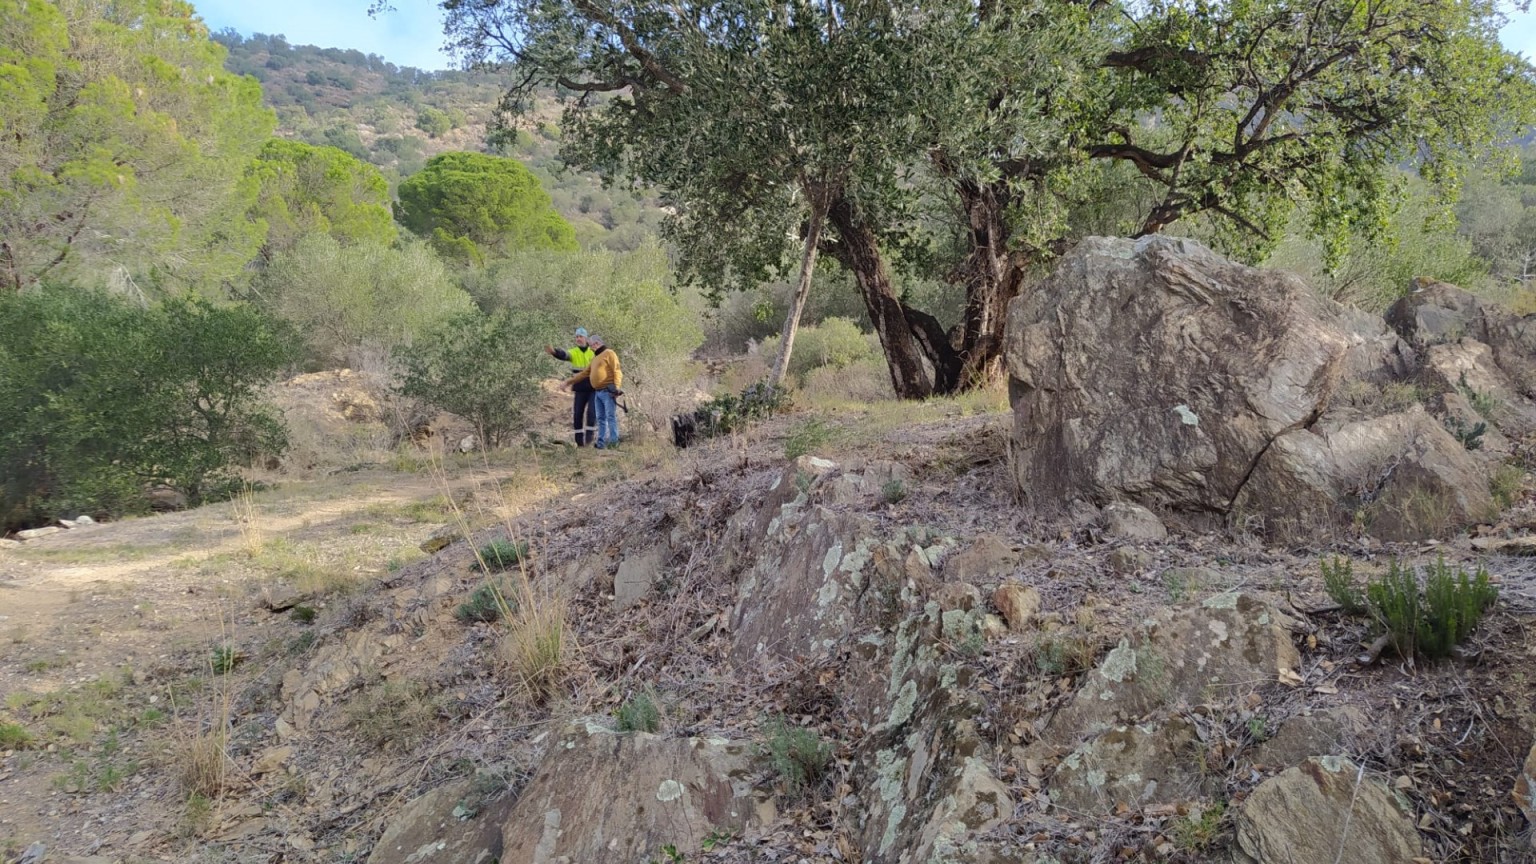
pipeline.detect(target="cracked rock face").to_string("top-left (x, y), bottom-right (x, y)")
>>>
top-left (498, 723), bottom-right (774, 864)
top-left (1004, 236), bottom-right (1495, 540)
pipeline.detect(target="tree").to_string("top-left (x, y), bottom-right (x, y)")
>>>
top-left (395, 152), bottom-right (579, 261)
top-left (394, 309), bottom-right (555, 447)
top-left (256, 236), bottom-right (476, 364)
top-left (0, 0), bottom-right (275, 294)
top-left (439, 0), bottom-right (1534, 398)
top-left (247, 139), bottom-right (398, 259)
top-left (416, 106), bottom-right (454, 137)
top-left (0, 289), bottom-right (299, 530)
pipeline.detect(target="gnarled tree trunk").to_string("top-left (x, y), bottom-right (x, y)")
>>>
top-left (954, 178), bottom-right (1025, 388)
top-left (827, 194), bottom-right (947, 399)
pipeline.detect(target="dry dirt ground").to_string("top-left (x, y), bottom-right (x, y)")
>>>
top-left (4, 394), bottom-right (1536, 863)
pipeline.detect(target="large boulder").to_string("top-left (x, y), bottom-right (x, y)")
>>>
top-left (1050, 719), bottom-right (1209, 815)
top-left (1005, 236), bottom-right (1498, 540)
top-left (1234, 757), bottom-right (1422, 864)
top-left (1387, 278), bottom-right (1536, 403)
top-left (499, 723), bottom-right (774, 864)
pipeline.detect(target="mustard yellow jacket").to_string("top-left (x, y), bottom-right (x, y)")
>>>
top-left (567, 347), bottom-right (622, 391)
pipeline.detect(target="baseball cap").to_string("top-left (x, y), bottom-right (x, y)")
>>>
top-left (575, 327), bottom-right (588, 337)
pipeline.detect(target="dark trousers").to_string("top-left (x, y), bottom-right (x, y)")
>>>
top-left (572, 387), bottom-right (596, 446)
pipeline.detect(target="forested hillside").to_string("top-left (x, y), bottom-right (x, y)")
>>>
top-left (212, 30), bottom-right (665, 251)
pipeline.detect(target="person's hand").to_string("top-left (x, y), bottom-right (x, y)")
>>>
top-left (560, 382), bottom-right (571, 392)
top-left (543, 345), bottom-right (555, 356)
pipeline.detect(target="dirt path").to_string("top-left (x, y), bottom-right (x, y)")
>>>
top-left (0, 468), bottom-right (494, 856)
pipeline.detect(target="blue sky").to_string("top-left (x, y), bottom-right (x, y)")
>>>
top-left (196, 1), bottom-right (1536, 73)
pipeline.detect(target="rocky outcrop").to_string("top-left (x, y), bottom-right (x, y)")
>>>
top-left (1234, 757), bottom-right (1422, 864)
top-left (1042, 592), bottom-right (1300, 747)
top-left (728, 458), bottom-right (950, 667)
top-left (367, 780), bottom-right (511, 864)
top-left (1005, 236), bottom-right (1512, 540)
top-left (498, 723), bottom-right (774, 864)
top-left (1050, 719), bottom-right (1208, 815)
top-left (1514, 742), bottom-right (1536, 845)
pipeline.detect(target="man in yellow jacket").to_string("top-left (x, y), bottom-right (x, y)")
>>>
top-left (563, 335), bottom-right (622, 449)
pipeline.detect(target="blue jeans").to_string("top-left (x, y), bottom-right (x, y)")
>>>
top-left (593, 388), bottom-right (619, 447)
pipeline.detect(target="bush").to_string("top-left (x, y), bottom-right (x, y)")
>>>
top-left (761, 714), bottom-right (832, 797)
top-left (1320, 556), bottom-right (1366, 615)
top-left (784, 418), bottom-right (836, 460)
top-left (1365, 557), bottom-right (1497, 660)
top-left (394, 309), bottom-right (555, 447)
top-left (760, 317), bottom-right (879, 385)
top-left (686, 381), bottom-right (791, 442)
top-left (0, 289), bottom-right (299, 531)
top-left (256, 236), bottom-right (474, 365)
top-left (499, 592), bottom-right (569, 700)
top-left (456, 582), bottom-right (514, 624)
top-left (477, 539), bottom-right (529, 573)
top-left (0, 722), bottom-right (33, 750)
top-left (616, 693), bottom-right (661, 733)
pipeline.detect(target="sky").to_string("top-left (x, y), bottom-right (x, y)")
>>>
top-left (197, 1), bottom-right (1536, 74)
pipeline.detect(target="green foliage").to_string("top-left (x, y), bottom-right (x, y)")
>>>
top-left (416, 107), bottom-right (454, 137)
top-left (0, 722), bottom-right (33, 750)
top-left (1266, 177), bottom-right (1490, 310)
top-left (247, 138), bottom-right (397, 256)
top-left (477, 539), bottom-right (529, 573)
top-left (0, 0), bottom-right (276, 292)
top-left (1170, 802), bottom-right (1227, 853)
top-left (759, 318), bottom-right (880, 386)
top-left (688, 382), bottom-right (791, 442)
top-left (616, 693), bottom-right (662, 733)
top-left (1458, 373), bottom-right (1501, 421)
top-left (395, 152), bottom-right (579, 261)
top-left (257, 234), bottom-right (475, 364)
top-left (210, 645), bottom-right (238, 675)
top-left (471, 243), bottom-right (704, 366)
top-left (1491, 464), bottom-right (1525, 511)
top-left (0, 289), bottom-right (299, 531)
top-left (1320, 556), bottom-right (1366, 616)
top-left (1364, 557), bottom-right (1498, 660)
top-left (456, 582), bottom-right (514, 624)
top-left (289, 605), bottom-right (317, 624)
top-left (881, 480), bottom-right (908, 506)
top-left (761, 715), bottom-right (832, 797)
top-left (784, 418), bottom-right (836, 460)
top-left (1445, 416), bottom-right (1487, 451)
top-left (394, 308), bottom-right (555, 447)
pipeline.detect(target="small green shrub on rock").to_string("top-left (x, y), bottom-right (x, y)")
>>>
top-left (761, 714), bottom-right (831, 797)
top-left (477, 539), bottom-right (529, 572)
top-left (616, 693), bottom-right (661, 733)
top-left (456, 582), bottom-right (514, 623)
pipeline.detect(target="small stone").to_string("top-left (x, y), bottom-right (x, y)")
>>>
top-left (992, 581), bottom-right (1042, 631)
top-left (980, 614), bottom-right (1008, 641)
top-left (1513, 742), bottom-right (1536, 829)
top-left (252, 746), bottom-right (294, 774)
top-left (73, 514), bottom-right (95, 525)
top-left (1108, 547), bottom-right (1151, 573)
top-left (127, 830), bottom-right (153, 846)
top-left (1101, 502), bottom-right (1168, 542)
top-left (17, 526), bottom-right (62, 540)
top-left (420, 524), bottom-right (459, 554)
top-left (937, 582), bottom-right (983, 613)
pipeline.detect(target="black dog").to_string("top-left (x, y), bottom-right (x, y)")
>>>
top-left (671, 413), bottom-right (698, 449)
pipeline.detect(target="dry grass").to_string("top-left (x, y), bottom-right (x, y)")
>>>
top-left (176, 729), bottom-right (229, 799)
top-left (499, 586), bottom-right (571, 700)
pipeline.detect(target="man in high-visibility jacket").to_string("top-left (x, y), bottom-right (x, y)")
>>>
top-left (544, 328), bottom-right (596, 446)
top-left (563, 334), bottom-right (622, 449)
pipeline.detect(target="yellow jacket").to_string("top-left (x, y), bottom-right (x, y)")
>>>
top-left (567, 347), bottom-right (622, 391)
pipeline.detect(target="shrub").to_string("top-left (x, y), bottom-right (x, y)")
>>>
top-left (395, 309), bottom-right (555, 447)
top-left (761, 714), bottom-right (832, 797)
top-left (0, 722), bottom-right (33, 750)
top-left (1320, 556), bottom-right (1366, 615)
top-left (477, 539), bottom-right (529, 573)
top-left (1445, 415), bottom-right (1487, 451)
top-left (176, 730), bottom-right (229, 798)
top-left (1365, 557), bottom-right (1497, 660)
top-left (0, 289), bottom-right (299, 531)
top-left (456, 582), bottom-right (514, 624)
top-left (1491, 464), bottom-right (1524, 510)
top-left (760, 317), bottom-right (879, 385)
top-left (616, 693), bottom-right (661, 733)
top-left (881, 479), bottom-right (908, 505)
top-left (784, 418), bottom-right (836, 460)
top-left (289, 605), bottom-right (317, 624)
top-left (685, 381), bottom-right (791, 444)
top-left (210, 646), bottom-right (239, 675)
